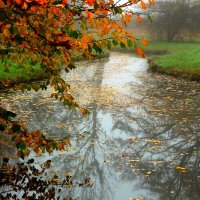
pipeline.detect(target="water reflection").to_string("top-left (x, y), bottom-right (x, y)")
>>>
top-left (1, 52), bottom-right (200, 200)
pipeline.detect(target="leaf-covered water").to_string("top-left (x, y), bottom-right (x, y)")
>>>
top-left (1, 52), bottom-right (200, 200)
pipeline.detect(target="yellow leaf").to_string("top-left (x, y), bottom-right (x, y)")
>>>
top-left (64, 136), bottom-right (71, 146)
top-left (176, 166), bottom-right (187, 173)
top-left (0, 0), bottom-right (5, 8)
top-left (45, 32), bottom-right (51, 40)
top-left (3, 28), bottom-right (10, 37)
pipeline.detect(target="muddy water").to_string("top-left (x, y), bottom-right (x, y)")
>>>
top-left (1, 52), bottom-right (200, 200)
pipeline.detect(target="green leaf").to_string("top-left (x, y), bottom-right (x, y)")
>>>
top-left (11, 124), bottom-right (21, 132)
top-left (0, 124), bottom-right (6, 131)
top-left (64, 24), bottom-right (69, 32)
top-left (10, 26), bottom-right (18, 34)
top-left (92, 43), bottom-right (102, 54)
top-left (88, 45), bottom-right (92, 53)
top-left (114, 7), bottom-right (123, 14)
top-left (120, 42), bottom-right (126, 48)
top-left (32, 83), bottom-right (40, 92)
top-left (127, 39), bottom-right (133, 48)
top-left (63, 100), bottom-right (68, 106)
top-left (107, 41), bottom-right (112, 49)
top-left (112, 39), bottom-right (119, 46)
top-left (39, 25), bottom-right (45, 36)
top-left (27, 158), bottom-right (35, 164)
top-left (148, 15), bottom-right (153, 23)
top-left (11, 135), bottom-right (17, 142)
top-left (68, 63), bottom-right (76, 69)
top-left (94, 1), bottom-right (99, 9)
top-left (0, 110), bottom-right (17, 120)
top-left (71, 31), bottom-right (79, 39)
top-left (65, 68), bottom-right (69, 73)
top-left (64, 24), bottom-right (79, 39)
top-left (46, 80), bottom-right (50, 85)
top-left (4, 67), bottom-right (9, 73)
top-left (16, 141), bottom-right (26, 150)
top-left (6, 111), bottom-right (17, 118)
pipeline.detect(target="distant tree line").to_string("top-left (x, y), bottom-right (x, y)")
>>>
top-left (150, 0), bottom-right (200, 42)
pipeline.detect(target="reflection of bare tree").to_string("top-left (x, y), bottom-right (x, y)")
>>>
top-left (1, 57), bottom-right (116, 200)
top-left (1, 54), bottom-right (200, 200)
top-left (60, 58), bottom-right (116, 200)
top-left (110, 77), bottom-right (200, 200)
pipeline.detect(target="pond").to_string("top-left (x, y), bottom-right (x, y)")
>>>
top-left (1, 52), bottom-right (200, 200)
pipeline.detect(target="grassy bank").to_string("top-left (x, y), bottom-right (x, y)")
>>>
top-left (0, 59), bottom-right (48, 82)
top-left (1, 42), bottom-right (200, 84)
top-left (0, 51), bottom-right (110, 84)
top-left (146, 42), bottom-right (200, 81)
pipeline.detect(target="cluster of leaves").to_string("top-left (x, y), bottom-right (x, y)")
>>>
top-left (0, 158), bottom-right (93, 199)
top-left (0, 0), bottom-right (154, 102)
top-left (0, 100), bottom-right (70, 158)
top-left (0, 0), bottom-right (154, 157)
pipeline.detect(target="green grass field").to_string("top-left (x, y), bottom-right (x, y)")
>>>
top-left (146, 42), bottom-right (200, 72)
top-left (0, 58), bottom-right (48, 82)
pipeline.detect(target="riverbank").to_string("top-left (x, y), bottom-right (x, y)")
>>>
top-left (146, 42), bottom-right (200, 81)
top-left (0, 58), bottom-right (49, 90)
top-left (0, 52), bottom-right (110, 90)
top-left (1, 42), bottom-right (200, 88)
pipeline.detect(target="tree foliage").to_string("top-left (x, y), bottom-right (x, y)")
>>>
top-left (0, 0), bottom-right (154, 157)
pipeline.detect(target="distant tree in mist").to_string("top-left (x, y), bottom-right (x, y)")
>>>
top-left (150, 0), bottom-right (200, 42)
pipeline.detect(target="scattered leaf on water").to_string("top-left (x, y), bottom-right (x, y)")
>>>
top-left (175, 166), bottom-right (187, 173)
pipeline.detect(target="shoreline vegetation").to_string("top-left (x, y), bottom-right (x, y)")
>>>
top-left (0, 53), bottom-right (110, 90)
top-left (146, 42), bottom-right (200, 82)
top-left (0, 42), bottom-right (200, 90)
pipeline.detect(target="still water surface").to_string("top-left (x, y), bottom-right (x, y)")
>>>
top-left (1, 52), bottom-right (200, 200)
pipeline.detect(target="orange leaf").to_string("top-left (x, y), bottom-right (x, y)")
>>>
top-left (42, 140), bottom-right (47, 145)
top-left (141, 38), bottom-right (148, 46)
top-left (59, 142), bottom-right (64, 150)
top-left (14, 0), bottom-right (22, 5)
top-left (0, 0), bottom-right (5, 8)
top-left (87, 0), bottom-right (95, 6)
top-left (80, 108), bottom-right (87, 116)
top-left (125, 13), bottom-right (132, 22)
top-left (136, 46), bottom-right (144, 58)
top-left (137, 15), bottom-right (142, 24)
top-left (86, 9), bottom-right (93, 20)
top-left (3, 28), bottom-right (10, 37)
top-left (22, 2), bottom-right (28, 10)
top-left (17, 151), bottom-right (22, 158)
top-left (141, 1), bottom-right (147, 9)
top-left (102, 9), bottom-right (108, 16)
top-left (149, 0), bottom-right (155, 5)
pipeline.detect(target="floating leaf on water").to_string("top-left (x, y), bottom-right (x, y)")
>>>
top-left (130, 159), bottom-right (140, 162)
top-left (175, 166), bottom-right (187, 173)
